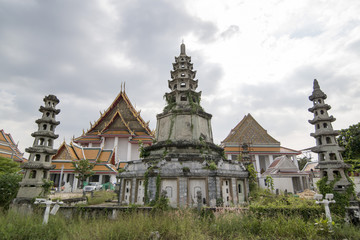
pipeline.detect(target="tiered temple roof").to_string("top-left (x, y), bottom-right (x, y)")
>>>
top-left (51, 141), bottom-right (117, 174)
top-left (222, 114), bottom-right (299, 155)
top-left (74, 89), bottom-right (154, 145)
top-left (0, 129), bottom-right (27, 162)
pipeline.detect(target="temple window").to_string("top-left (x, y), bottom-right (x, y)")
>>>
top-left (326, 137), bottom-right (331, 144)
top-left (45, 155), bottom-right (50, 162)
top-left (315, 111), bottom-right (318, 116)
top-left (48, 101), bottom-right (51, 106)
top-left (48, 139), bottom-right (53, 147)
top-left (319, 153), bottom-right (325, 161)
top-left (173, 84), bottom-right (177, 90)
top-left (180, 82), bottom-right (186, 88)
top-left (50, 125), bottom-right (54, 131)
top-left (333, 170), bottom-right (340, 177)
top-left (320, 110), bottom-right (324, 115)
top-left (318, 138), bottom-right (322, 145)
top-left (181, 64), bottom-right (185, 68)
top-left (46, 112), bottom-right (50, 117)
top-left (330, 153), bottom-right (337, 160)
top-left (181, 73), bottom-right (185, 77)
top-left (35, 154), bottom-right (40, 161)
top-left (318, 99), bottom-right (322, 104)
top-left (323, 123), bottom-right (328, 128)
top-left (180, 95), bottom-right (187, 101)
top-left (43, 124), bottom-right (47, 130)
top-left (181, 58), bottom-right (184, 61)
top-left (316, 124), bottom-right (320, 129)
top-left (39, 138), bottom-right (44, 145)
top-left (30, 170), bottom-right (37, 179)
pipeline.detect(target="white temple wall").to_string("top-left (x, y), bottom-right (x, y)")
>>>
top-left (118, 138), bottom-right (128, 161)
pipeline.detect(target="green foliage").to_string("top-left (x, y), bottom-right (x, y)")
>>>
top-left (41, 179), bottom-right (54, 196)
top-left (316, 176), bottom-right (355, 216)
top-left (265, 175), bottom-right (274, 191)
top-left (338, 122), bottom-right (360, 160)
top-left (118, 168), bottom-right (126, 173)
top-left (0, 173), bottom-right (22, 209)
top-left (246, 163), bottom-right (258, 192)
top-left (0, 156), bottom-right (20, 174)
top-left (71, 159), bottom-right (97, 189)
top-left (139, 142), bottom-right (150, 158)
top-left (204, 161), bottom-right (217, 170)
top-left (163, 95), bottom-right (176, 112)
top-left (3, 209), bottom-right (360, 239)
top-left (249, 191), bottom-right (322, 219)
top-left (87, 191), bottom-right (117, 205)
top-left (314, 217), bottom-right (335, 237)
top-left (297, 156), bottom-right (311, 171)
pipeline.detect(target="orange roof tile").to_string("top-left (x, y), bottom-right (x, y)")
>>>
top-left (83, 148), bottom-right (101, 160)
top-left (98, 151), bottom-right (112, 163)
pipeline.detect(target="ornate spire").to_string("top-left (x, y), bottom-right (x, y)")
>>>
top-left (163, 43), bottom-right (202, 113)
top-left (308, 79), bottom-right (351, 192)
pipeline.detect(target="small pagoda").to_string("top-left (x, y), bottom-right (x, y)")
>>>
top-left (308, 79), bottom-right (351, 192)
top-left (118, 44), bottom-right (248, 207)
top-left (15, 95), bottom-right (60, 203)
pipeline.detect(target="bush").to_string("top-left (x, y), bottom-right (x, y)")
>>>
top-left (0, 173), bottom-right (22, 209)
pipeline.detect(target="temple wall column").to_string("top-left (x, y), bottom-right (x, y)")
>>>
top-left (127, 138), bottom-right (132, 161)
top-left (255, 155), bottom-right (261, 178)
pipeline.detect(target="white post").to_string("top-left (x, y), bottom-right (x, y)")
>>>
top-left (58, 164), bottom-right (64, 192)
top-left (127, 139), bottom-right (132, 161)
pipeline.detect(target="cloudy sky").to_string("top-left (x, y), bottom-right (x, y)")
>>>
top-left (1, 0), bottom-right (360, 159)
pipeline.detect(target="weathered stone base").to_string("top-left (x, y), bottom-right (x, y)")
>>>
top-left (118, 158), bottom-right (248, 207)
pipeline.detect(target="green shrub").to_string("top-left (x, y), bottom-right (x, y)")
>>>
top-left (0, 173), bottom-right (22, 209)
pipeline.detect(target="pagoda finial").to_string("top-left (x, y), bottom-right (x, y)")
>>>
top-left (313, 79), bottom-right (320, 89)
top-left (180, 42), bottom-right (186, 55)
top-left (124, 82), bottom-right (126, 92)
top-left (121, 82), bottom-right (123, 93)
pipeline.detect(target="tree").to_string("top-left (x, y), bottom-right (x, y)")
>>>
top-left (297, 156), bottom-right (311, 171)
top-left (338, 122), bottom-right (360, 173)
top-left (0, 156), bottom-right (21, 174)
top-left (71, 159), bottom-right (97, 189)
top-left (338, 122), bottom-right (360, 160)
top-left (0, 156), bottom-right (22, 209)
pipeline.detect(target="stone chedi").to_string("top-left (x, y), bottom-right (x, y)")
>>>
top-left (308, 79), bottom-right (351, 191)
top-left (118, 44), bottom-right (249, 207)
top-left (15, 95), bottom-right (60, 202)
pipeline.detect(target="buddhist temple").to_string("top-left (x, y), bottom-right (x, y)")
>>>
top-left (308, 79), bottom-right (351, 191)
top-left (118, 43), bottom-right (248, 207)
top-left (51, 88), bottom-right (154, 190)
top-left (15, 95), bottom-right (60, 203)
top-left (0, 129), bottom-right (27, 163)
top-left (73, 87), bottom-right (153, 163)
top-left (50, 141), bottom-right (117, 191)
top-left (221, 113), bottom-right (300, 178)
top-left (260, 155), bottom-right (310, 193)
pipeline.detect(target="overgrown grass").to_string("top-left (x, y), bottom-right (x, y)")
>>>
top-left (86, 191), bottom-right (117, 205)
top-left (2, 209), bottom-right (360, 239)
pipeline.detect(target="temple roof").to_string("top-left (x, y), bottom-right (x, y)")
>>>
top-left (262, 155), bottom-right (306, 176)
top-left (0, 129), bottom-right (27, 163)
top-left (222, 114), bottom-right (280, 145)
top-left (74, 88), bottom-right (154, 143)
top-left (51, 141), bottom-right (117, 174)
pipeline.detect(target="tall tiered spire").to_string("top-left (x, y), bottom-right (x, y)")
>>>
top-left (164, 43), bottom-right (202, 112)
top-left (15, 95), bottom-right (60, 202)
top-left (308, 79), bottom-right (351, 191)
